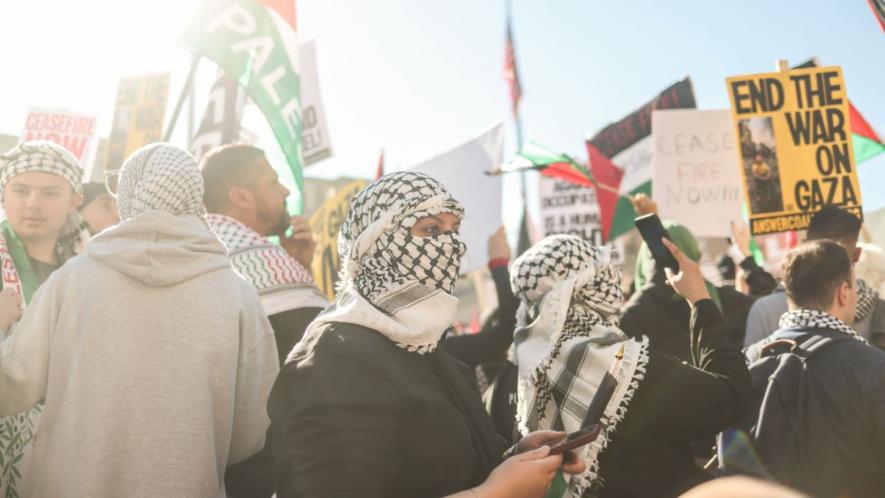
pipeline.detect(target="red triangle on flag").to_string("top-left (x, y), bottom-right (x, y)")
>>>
top-left (540, 162), bottom-right (594, 187)
top-left (586, 142), bottom-right (623, 241)
top-left (850, 102), bottom-right (882, 144)
top-left (256, 0), bottom-right (297, 29)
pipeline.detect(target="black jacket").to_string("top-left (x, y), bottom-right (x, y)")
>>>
top-left (620, 270), bottom-right (753, 362)
top-left (225, 306), bottom-right (324, 498)
top-left (597, 300), bottom-right (752, 497)
top-left (442, 264), bottom-right (518, 370)
top-left (746, 327), bottom-right (885, 498)
top-left (268, 322), bottom-right (506, 498)
top-left (482, 300), bottom-right (751, 497)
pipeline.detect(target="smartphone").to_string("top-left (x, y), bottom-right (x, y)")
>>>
top-left (548, 424), bottom-right (602, 455)
top-left (635, 213), bottom-right (679, 273)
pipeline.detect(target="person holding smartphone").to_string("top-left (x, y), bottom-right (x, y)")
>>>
top-left (511, 234), bottom-right (751, 497)
top-left (268, 172), bottom-right (584, 498)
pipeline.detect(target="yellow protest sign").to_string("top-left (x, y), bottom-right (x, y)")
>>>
top-left (309, 180), bottom-right (368, 300)
top-left (726, 66), bottom-right (862, 235)
top-left (106, 72), bottom-right (170, 170)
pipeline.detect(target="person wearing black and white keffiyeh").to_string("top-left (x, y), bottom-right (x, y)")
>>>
top-left (742, 240), bottom-right (885, 497)
top-left (0, 140), bottom-right (91, 498)
top-left (512, 234), bottom-right (752, 498)
top-left (268, 172), bottom-right (585, 498)
top-left (0, 143), bottom-right (278, 497)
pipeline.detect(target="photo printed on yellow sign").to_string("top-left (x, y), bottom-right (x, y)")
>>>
top-left (726, 66), bottom-right (862, 235)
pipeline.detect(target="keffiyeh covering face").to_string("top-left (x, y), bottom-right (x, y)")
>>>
top-left (116, 143), bottom-right (205, 220)
top-left (512, 235), bottom-right (649, 496)
top-left (301, 171), bottom-right (466, 354)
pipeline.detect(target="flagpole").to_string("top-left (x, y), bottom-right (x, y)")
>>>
top-left (506, 0), bottom-right (527, 202)
top-left (163, 53), bottom-right (201, 142)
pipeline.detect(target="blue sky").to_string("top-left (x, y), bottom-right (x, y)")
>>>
top-left (1, 0), bottom-right (883, 222)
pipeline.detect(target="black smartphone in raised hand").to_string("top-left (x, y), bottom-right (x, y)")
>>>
top-left (635, 213), bottom-right (679, 273)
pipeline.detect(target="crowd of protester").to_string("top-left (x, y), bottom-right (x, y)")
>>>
top-left (0, 140), bottom-right (882, 497)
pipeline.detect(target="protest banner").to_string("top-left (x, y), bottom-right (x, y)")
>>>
top-left (300, 40), bottom-right (332, 166)
top-left (309, 179), bottom-right (368, 300)
top-left (191, 72), bottom-right (247, 160)
top-left (652, 109), bottom-right (742, 237)
top-left (538, 176), bottom-right (624, 264)
top-left (410, 124), bottom-right (505, 273)
top-left (726, 66), bottom-right (862, 235)
top-left (21, 107), bottom-right (99, 180)
top-left (106, 72), bottom-right (170, 171)
top-left (587, 77), bottom-right (697, 241)
top-left (181, 0), bottom-right (305, 211)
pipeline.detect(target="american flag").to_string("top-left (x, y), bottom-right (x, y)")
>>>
top-left (375, 148), bottom-right (385, 180)
top-left (504, 21), bottom-right (522, 117)
top-left (869, 0), bottom-right (885, 32)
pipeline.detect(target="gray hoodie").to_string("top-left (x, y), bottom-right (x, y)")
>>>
top-left (0, 210), bottom-right (278, 498)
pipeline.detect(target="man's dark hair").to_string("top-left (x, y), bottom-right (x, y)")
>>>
top-left (200, 145), bottom-right (266, 213)
top-left (782, 240), bottom-right (853, 311)
top-left (806, 205), bottom-right (862, 244)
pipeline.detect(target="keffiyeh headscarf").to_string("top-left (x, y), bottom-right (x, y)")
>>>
top-left (854, 278), bottom-right (878, 323)
top-left (0, 140), bottom-right (84, 196)
top-left (207, 213), bottom-right (328, 315)
top-left (299, 171), bottom-right (466, 354)
top-left (512, 234), bottom-right (649, 496)
top-left (0, 141), bottom-right (90, 304)
top-left (116, 143), bottom-right (204, 220)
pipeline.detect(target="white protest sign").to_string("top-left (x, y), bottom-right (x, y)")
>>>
top-left (410, 124), bottom-right (504, 273)
top-left (300, 40), bottom-right (333, 166)
top-left (538, 175), bottom-right (624, 264)
top-left (652, 109), bottom-right (742, 237)
top-left (21, 107), bottom-right (99, 181)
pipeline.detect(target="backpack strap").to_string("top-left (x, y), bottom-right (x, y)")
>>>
top-left (759, 332), bottom-right (853, 360)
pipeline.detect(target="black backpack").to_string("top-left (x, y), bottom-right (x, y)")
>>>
top-left (717, 332), bottom-right (852, 485)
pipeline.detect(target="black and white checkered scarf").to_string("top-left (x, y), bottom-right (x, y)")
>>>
top-left (207, 213), bottom-right (328, 316)
top-left (778, 308), bottom-right (868, 343)
top-left (855, 278), bottom-right (878, 323)
top-left (512, 234), bottom-right (649, 496)
top-left (302, 172), bottom-right (466, 354)
top-left (0, 140), bottom-right (90, 263)
top-left (116, 143), bottom-right (205, 221)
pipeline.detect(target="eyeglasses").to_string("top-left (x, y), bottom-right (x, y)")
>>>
top-left (104, 169), bottom-right (120, 196)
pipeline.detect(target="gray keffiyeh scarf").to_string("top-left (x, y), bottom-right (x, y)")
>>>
top-left (299, 171), bottom-right (466, 354)
top-left (512, 234), bottom-right (649, 497)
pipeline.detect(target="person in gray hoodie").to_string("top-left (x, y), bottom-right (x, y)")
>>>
top-left (0, 143), bottom-right (279, 497)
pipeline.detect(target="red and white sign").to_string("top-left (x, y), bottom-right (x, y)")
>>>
top-left (21, 107), bottom-right (99, 181)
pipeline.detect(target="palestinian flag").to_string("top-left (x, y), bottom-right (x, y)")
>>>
top-left (850, 103), bottom-right (885, 163)
top-left (493, 141), bottom-right (594, 187)
top-left (587, 78), bottom-right (696, 241)
top-left (182, 0), bottom-right (305, 211)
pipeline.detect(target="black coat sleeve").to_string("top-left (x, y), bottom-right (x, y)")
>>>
top-left (271, 349), bottom-right (402, 498)
top-left (619, 299), bottom-right (753, 442)
top-left (269, 307), bottom-right (323, 365)
top-left (441, 265), bottom-right (518, 369)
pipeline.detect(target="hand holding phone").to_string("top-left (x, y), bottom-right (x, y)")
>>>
top-left (634, 214), bottom-right (679, 273)
top-left (548, 424), bottom-right (602, 455)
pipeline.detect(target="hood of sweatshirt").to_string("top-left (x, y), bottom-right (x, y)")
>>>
top-left (87, 210), bottom-right (230, 287)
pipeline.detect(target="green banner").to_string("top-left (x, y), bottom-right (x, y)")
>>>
top-left (181, 0), bottom-right (304, 212)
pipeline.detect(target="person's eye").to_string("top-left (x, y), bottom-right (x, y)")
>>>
top-left (424, 225), bottom-right (440, 236)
